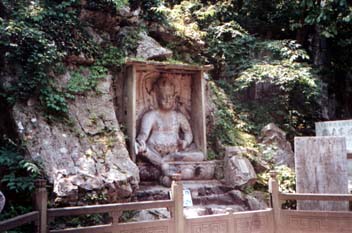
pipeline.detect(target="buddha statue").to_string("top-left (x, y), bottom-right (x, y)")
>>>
top-left (135, 74), bottom-right (204, 185)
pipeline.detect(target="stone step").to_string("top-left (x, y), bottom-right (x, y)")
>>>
top-left (135, 183), bottom-right (170, 201)
top-left (135, 180), bottom-right (268, 212)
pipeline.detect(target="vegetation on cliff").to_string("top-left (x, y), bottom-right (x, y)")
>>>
top-left (0, 0), bottom-right (351, 229)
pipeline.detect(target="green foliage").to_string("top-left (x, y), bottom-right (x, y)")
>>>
top-left (0, 137), bottom-right (42, 232)
top-left (207, 81), bottom-right (256, 152)
top-left (257, 166), bottom-right (296, 209)
top-left (85, 0), bottom-right (128, 13)
top-left (205, 21), bottom-right (256, 77)
top-left (232, 42), bottom-right (321, 136)
top-left (116, 27), bottom-right (142, 56)
top-left (40, 86), bottom-right (69, 116)
top-left (0, 141), bottom-right (40, 193)
top-left (96, 46), bottom-right (125, 69)
top-left (0, 0), bottom-right (97, 117)
top-left (131, 0), bottom-right (167, 22)
top-left (257, 166), bottom-right (295, 192)
top-left (67, 66), bottom-right (107, 94)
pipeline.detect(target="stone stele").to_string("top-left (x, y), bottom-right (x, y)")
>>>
top-left (295, 137), bottom-right (348, 211)
top-left (315, 119), bottom-right (352, 152)
top-left (316, 119), bottom-right (352, 189)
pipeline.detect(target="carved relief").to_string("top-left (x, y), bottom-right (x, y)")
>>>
top-left (190, 221), bottom-right (228, 233)
top-left (135, 72), bottom-right (205, 185)
top-left (234, 215), bottom-right (272, 233)
top-left (120, 226), bottom-right (168, 233)
top-left (135, 71), bottom-right (192, 129)
top-left (283, 214), bottom-right (352, 233)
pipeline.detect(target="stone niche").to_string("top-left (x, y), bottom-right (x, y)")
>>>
top-left (115, 61), bottom-right (212, 164)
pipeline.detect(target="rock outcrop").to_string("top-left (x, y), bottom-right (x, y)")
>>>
top-left (224, 146), bottom-right (257, 188)
top-left (259, 123), bottom-right (294, 168)
top-left (12, 72), bottom-right (139, 204)
top-left (136, 31), bottom-right (173, 60)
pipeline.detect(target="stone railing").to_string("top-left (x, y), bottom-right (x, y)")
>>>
top-left (269, 171), bottom-right (352, 233)
top-left (1, 172), bottom-right (352, 233)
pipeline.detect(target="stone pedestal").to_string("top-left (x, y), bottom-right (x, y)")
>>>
top-left (163, 161), bottom-right (223, 180)
top-left (295, 137), bottom-right (348, 211)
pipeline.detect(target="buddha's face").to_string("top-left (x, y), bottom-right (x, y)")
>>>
top-left (155, 77), bottom-right (175, 111)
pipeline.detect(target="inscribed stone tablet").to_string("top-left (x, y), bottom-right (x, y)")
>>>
top-left (315, 120), bottom-right (352, 152)
top-left (295, 137), bottom-right (348, 211)
top-left (316, 119), bottom-right (352, 191)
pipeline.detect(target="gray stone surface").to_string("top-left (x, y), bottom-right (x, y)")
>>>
top-left (163, 161), bottom-right (222, 181)
top-left (136, 31), bottom-right (173, 60)
top-left (0, 191), bottom-right (5, 213)
top-left (129, 208), bottom-right (170, 222)
top-left (295, 137), bottom-right (348, 210)
top-left (224, 147), bottom-right (257, 188)
top-left (259, 123), bottom-right (294, 168)
top-left (246, 191), bottom-right (268, 210)
top-left (316, 120), bottom-right (352, 152)
top-left (316, 120), bottom-right (352, 190)
top-left (12, 72), bottom-right (139, 203)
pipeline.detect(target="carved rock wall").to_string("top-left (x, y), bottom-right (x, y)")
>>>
top-left (12, 73), bottom-right (139, 203)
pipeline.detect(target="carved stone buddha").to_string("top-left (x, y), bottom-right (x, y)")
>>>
top-left (135, 74), bottom-right (205, 185)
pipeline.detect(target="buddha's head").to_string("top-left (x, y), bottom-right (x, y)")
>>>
top-left (154, 74), bottom-right (176, 111)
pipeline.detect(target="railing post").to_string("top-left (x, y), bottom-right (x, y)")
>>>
top-left (269, 171), bottom-right (280, 233)
top-left (171, 174), bottom-right (185, 233)
top-left (35, 179), bottom-right (47, 233)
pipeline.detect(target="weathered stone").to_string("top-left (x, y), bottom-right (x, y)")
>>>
top-left (316, 119), bottom-right (352, 191)
top-left (85, 27), bottom-right (104, 45)
top-left (0, 191), bottom-right (5, 213)
top-left (224, 147), bottom-right (257, 188)
top-left (224, 146), bottom-right (269, 173)
top-left (295, 137), bottom-right (348, 211)
top-left (12, 72), bottom-right (139, 203)
top-left (136, 184), bottom-right (170, 201)
top-left (136, 31), bottom-right (173, 60)
top-left (64, 53), bottom-right (95, 65)
top-left (79, 9), bottom-right (121, 33)
top-left (259, 123), bottom-right (294, 168)
top-left (128, 208), bottom-right (170, 222)
top-left (138, 162), bottom-right (161, 181)
top-left (246, 191), bottom-right (268, 210)
top-left (162, 161), bottom-right (222, 181)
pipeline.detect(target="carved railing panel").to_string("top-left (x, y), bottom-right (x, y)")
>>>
top-left (280, 210), bottom-right (352, 233)
top-left (185, 210), bottom-right (274, 233)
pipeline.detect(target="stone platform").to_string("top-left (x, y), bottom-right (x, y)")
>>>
top-left (138, 160), bottom-right (224, 182)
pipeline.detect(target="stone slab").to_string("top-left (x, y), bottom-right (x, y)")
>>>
top-left (295, 137), bottom-right (348, 210)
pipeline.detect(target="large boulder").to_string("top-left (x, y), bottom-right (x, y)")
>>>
top-left (136, 31), bottom-right (173, 60)
top-left (259, 123), bottom-right (294, 168)
top-left (224, 147), bottom-right (257, 188)
top-left (12, 72), bottom-right (139, 204)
